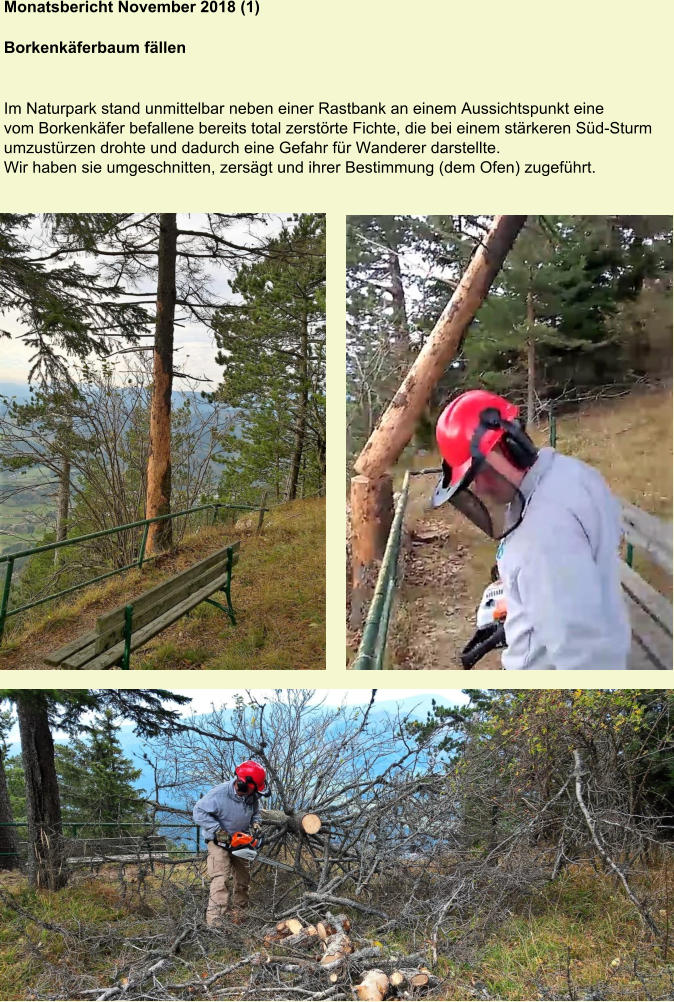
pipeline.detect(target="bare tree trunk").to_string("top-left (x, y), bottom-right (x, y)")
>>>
top-left (16, 694), bottom-right (68, 890)
top-left (0, 755), bottom-right (19, 870)
top-left (146, 213), bottom-right (177, 555)
top-left (286, 315), bottom-right (309, 502)
top-left (526, 285), bottom-right (536, 429)
top-left (349, 473), bottom-right (394, 629)
top-left (54, 453), bottom-right (70, 567)
top-left (572, 749), bottom-right (660, 938)
top-left (389, 247), bottom-right (408, 344)
top-left (355, 215), bottom-right (527, 479)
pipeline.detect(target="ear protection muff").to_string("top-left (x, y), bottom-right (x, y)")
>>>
top-left (476, 408), bottom-right (538, 471)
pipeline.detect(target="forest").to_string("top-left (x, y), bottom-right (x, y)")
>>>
top-left (0, 213), bottom-right (326, 668)
top-left (0, 688), bottom-right (673, 1000)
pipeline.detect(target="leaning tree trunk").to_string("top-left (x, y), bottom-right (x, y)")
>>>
top-left (350, 214), bottom-right (527, 626)
top-left (0, 755), bottom-right (19, 870)
top-left (286, 313), bottom-right (309, 502)
top-left (146, 212), bottom-right (177, 555)
top-left (16, 694), bottom-right (68, 890)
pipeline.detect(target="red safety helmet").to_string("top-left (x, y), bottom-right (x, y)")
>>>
top-left (432, 390), bottom-right (537, 540)
top-left (235, 760), bottom-right (267, 793)
top-left (436, 390), bottom-right (520, 488)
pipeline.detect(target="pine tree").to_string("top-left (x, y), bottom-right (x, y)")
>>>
top-left (55, 709), bottom-right (146, 837)
top-left (213, 214), bottom-right (326, 503)
top-left (0, 707), bottom-right (19, 869)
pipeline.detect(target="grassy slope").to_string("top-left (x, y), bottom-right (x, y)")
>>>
top-left (0, 862), bottom-right (671, 1000)
top-left (0, 496), bottom-right (325, 670)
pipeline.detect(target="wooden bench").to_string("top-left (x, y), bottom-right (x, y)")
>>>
top-left (620, 502), bottom-right (672, 669)
top-left (45, 542), bottom-right (239, 669)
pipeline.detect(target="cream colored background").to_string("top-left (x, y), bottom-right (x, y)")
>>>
top-left (0, 0), bottom-right (672, 684)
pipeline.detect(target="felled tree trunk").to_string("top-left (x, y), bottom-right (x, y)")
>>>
top-left (16, 694), bottom-right (68, 889)
top-left (261, 808), bottom-right (321, 834)
top-left (146, 212), bottom-right (177, 556)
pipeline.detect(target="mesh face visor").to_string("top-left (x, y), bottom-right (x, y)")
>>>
top-left (431, 455), bottom-right (526, 540)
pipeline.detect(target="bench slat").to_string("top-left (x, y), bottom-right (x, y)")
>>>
top-left (82, 567), bottom-right (234, 669)
top-left (620, 562), bottom-right (673, 636)
top-left (44, 629), bottom-right (98, 667)
top-left (61, 639), bottom-right (99, 670)
top-left (622, 589), bottom-right (672, 669)
top-left (94, 550), bottom-right (239, 654)
top-left (621, 501), bottom-right (673, 575)
top-left (95, 542), bottom-right (239, 644)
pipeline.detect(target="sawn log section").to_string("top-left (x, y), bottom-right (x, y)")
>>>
top-left (44, 541), bottom-right (239, 669)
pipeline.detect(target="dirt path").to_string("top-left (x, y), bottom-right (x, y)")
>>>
top-left (388, 470), bottom-right (502, 670)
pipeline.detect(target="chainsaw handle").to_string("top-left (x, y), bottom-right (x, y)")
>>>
top-left (460, 622), bottom-right (506, 668)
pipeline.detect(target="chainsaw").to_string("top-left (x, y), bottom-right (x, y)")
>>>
top-left (213, 830), bottom-right (298, 873)
top-left (461, 569), bottom-right (507, 668)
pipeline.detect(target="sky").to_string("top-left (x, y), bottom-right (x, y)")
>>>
top-left (4, 689), bottom-right (468, 746)
top-left (0, 212), bottom-right (287, 388)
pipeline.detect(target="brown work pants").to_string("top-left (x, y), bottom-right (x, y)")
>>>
top-left (206, 840), bottom-right (251, 927)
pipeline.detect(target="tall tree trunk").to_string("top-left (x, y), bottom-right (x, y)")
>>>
top-left (526, 283), bottom-right (536, 429)
top-left (146, 213), bottom-right (177, 555)
top-left (0, 755), bottom-right (19, 870)
top-left (286, 315), bottom-right (309, 502)
top-left (16, 694), bottom-right (67, 890)
top-left (54, 453), bottom-right (70, 567)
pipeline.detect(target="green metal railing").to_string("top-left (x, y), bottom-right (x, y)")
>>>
top-left (0, 500), bottom-right (266, 644)
top-left (0, 820), bottom-right (202, 858)
top-left (352, 471), bottom-right (411, 670)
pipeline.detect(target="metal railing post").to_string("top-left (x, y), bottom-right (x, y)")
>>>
top-left (0, 557), bottom-right (14, 645)
top-left (256, 492), bottom-right (268, 534)
top-left (549, 404), bottom-right (557, 448)
top-left (137, 522), bottom-right (150, 568)
top-left (121, 605), bottom-right (133, 669)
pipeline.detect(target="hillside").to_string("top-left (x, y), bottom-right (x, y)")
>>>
top-left (0, 496), bottom-right (325, 669)
top-left (1, 854), bottom-right (671, 1001)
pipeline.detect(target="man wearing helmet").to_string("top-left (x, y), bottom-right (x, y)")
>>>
top-left (193, 760), bottom-right (266, 925)
top-left (432, 389), bottom-right (631, 669)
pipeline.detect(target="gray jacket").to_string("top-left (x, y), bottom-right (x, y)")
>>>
top-left (193, 781), bottom-right (262, 841)
top-left (497, 448), bottom-right (631, 669)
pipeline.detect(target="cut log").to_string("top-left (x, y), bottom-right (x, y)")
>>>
top-left (319, 931), bottom-right (352, 965)
top-left (284, 918), bottom-right (303, 936)
top-left (355, 969), bottom-right (390, 1001)
top-left (316, 922), bottom-right (329, 941)
top-left (300, 813), bottom-right (322, 834)
top-left (260, 808), bottom-right (323, 836)
top-left (390, 969), bottom-right (429, 989)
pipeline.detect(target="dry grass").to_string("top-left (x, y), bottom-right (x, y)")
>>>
top-left (0, 497), bottom-right (325, 670)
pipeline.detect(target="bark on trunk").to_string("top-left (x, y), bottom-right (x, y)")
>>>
top-left (286, 314), bottom-right (309, 502)
top-left (261, 809), bottom-right (322, 835)
top-left (349, 473), bottom-right (394, 629)
top-left (526, 284), bottom-right (536, 429)
top-left (0, 755), bottom-right (19, 870)
top-left (17, 694), bottom-right (68, 890)
top-left (54, 454), bottom-right (70, 567)
top-left (354, 215), bottom-right (527, 479)
top-left (146, 212), bottom-right (177, 555)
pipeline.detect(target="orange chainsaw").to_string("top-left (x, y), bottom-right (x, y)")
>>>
top-left (214, 830), bottom-right (297, 872)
